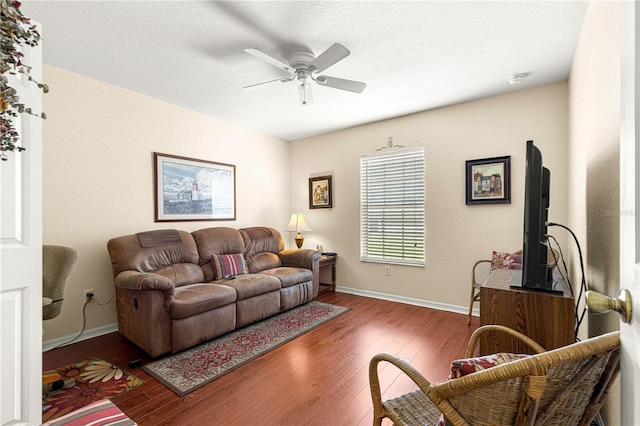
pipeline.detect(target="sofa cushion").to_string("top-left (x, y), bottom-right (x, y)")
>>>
top-left (211, 253), bottom-right (248, 280)
top-left (192, 227), bottom-right (247, 281)
top-left (219, 274), bottom-right (281, 300)
top-left (107, 230), bottom-right (200, 277)
top-left (245, 252), bottom-right (282, 273)
top-left (240, 226), bottom-right (284, 254)
top-left (258, 267), bottom-right (312, 288)
top-left (171, 283), bottom-right (237, 320)
top-left (155, 263), bottom-right (206, 287)
top-left (240, 227), bottom-right (285, 272)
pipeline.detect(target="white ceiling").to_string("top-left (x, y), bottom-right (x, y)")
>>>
top-left (20, 1), bottom-right (588, 141)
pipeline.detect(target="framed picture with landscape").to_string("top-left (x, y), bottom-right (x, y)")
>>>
top-left (154, 152), bottom-right (236, 221)
top-left (309, 175), bottom-right (332, 209)
top-left (465, 155), bottom-right (511, 205)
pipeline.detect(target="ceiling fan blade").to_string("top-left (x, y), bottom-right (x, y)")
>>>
top-left (298, 81), bottom-right (314, 106)
top-left (244, 48), bottom-right (294, 72)
top-left (243, 77), bottom-right (290, 91)
top-left (308, 43), bottom-right (350, 73)
top-left (316, 75), bottom-right (366, 93)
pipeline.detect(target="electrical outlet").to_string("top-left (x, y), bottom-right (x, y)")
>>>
top-left (385, 266), bottom-right (391, 276)
top-left (83, 288), bottom-right (94, 301)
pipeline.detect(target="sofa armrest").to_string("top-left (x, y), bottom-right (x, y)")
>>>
top-left (114, 270), bottom-right (175, 309)
top-left (278, 249), bottom-right (321, 269)
top-left (279, 249), bottom-right (322, 298)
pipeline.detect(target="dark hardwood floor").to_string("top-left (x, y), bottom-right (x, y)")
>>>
top-left (44, 292), bottom-right (480, 425)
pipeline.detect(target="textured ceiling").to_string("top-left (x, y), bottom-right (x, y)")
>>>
top-left (20, 1), bottom-right (587, 141)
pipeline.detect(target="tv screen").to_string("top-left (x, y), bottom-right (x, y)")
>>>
top-left (511, 140), bottom-right (560, 293)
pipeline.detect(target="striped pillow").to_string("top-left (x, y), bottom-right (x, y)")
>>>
top-left (211, 253), bottom-right (248, 280)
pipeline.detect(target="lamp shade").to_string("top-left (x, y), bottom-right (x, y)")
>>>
top-left (285, 213), bottom-right (312, 232)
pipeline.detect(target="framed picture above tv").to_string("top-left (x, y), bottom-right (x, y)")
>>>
top-left (154, 152), bottom-right (236, 221)
top-left (465, 155), bottom-right (511, 205)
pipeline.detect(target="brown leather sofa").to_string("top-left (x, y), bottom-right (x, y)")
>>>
top-left (107, 226), bottom-right (320, 357)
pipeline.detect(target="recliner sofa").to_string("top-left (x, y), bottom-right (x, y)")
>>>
top-left (107, 226), bottom-right (320, 357)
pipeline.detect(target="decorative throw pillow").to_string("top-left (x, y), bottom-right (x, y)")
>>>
top-left (490, 251), bottom-right (523, 270)
top-left (436, 352), bottom-right (530, 426)
top-left (449, 352), bottom-right (530, 379)
top-left (211, 253), bottom-right (248, 280)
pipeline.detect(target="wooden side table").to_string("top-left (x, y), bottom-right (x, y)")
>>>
top-left (318, 254), bottom-right (337, 294)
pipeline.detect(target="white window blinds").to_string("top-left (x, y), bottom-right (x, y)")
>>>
top-left (360, 147), bottom-right (425, 266)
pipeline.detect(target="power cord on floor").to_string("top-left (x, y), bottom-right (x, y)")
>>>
top-left (43, 294), bottom-right (115, 353)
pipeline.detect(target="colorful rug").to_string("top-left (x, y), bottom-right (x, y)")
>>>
top-left (42, 399), bottom-right (136, 426)
top-left (42, 358), bottom-right (144, 423)
top-left (144, 301), bottom-right (350, 396)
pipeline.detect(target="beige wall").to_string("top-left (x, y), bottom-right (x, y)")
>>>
top-left (44, 68), bottom-right (570, 343)
top-left (291, 82), bottom-right (568, 308)
top-left (568, 2), bottom-right (620, 424)
top-left (42, 65), bottom-right (291, 342)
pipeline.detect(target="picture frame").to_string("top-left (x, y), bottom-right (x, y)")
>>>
top-left (465, 155), bottom-right (511, 205)
top-left (154, 152), bottom-right (236, 221)
top-left (309, 175), bottom-right (333, 209)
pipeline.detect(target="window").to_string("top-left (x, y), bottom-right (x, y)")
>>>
top-left (360, 147), bottom-right (425, 266)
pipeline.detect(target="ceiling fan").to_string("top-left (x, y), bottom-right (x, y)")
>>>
top-left (243, 43), bottom-right (366, 106)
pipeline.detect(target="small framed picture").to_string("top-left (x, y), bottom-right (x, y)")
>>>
top-left (465, 156), bottom-right (511, 205)
top-left (154, 152), bottom-right (236, 221)
top-left (309, 175), bottom-right (332, 209)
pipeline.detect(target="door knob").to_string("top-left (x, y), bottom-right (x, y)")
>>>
top-left (585, 289), bottom-right (633, 323)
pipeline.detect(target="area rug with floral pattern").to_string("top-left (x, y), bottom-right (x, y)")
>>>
top-left (143, 301), bottom-right (350, 396)
top-left (42, 358), bottom-right (144, 422)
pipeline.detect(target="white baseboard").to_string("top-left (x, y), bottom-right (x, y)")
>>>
top-left (335, 285), bottom-right (480, 318)
top-left (43, 323), bottom-right (119, 352)
top-left (42, 290), bottom-right (479, 352)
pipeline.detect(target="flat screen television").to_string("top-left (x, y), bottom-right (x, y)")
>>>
top-left (510, 140), bottom-right (560, 293)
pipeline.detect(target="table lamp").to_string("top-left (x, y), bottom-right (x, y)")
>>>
top-left (285, 213), bottom-right (312, 249)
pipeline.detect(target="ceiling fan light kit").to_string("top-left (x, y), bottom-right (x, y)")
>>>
top-left (244, 43), bottom-right (366, 106)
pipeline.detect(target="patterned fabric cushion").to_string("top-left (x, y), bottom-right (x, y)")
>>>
top-left (450, 352), bottom-right (530, 379)
top-left (42, 399), bottom-right (136, 425)
top-left (211, 253), bottom-right (248, 280)
top-left (490, 251), bottom-right (523, 270)
top-left (436, 352), bottom-right (531, 425)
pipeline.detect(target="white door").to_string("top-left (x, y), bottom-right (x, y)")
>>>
top-left (0, 26), bottom-right (43, 426)
top-left (620, 2), bottom-right (640, 425)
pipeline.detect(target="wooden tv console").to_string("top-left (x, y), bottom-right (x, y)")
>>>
top-left (479, 268), bottom-right (575, 355)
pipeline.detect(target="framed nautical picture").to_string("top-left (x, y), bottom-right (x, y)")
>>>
top-left (154, 152), bottom-right (236, 221)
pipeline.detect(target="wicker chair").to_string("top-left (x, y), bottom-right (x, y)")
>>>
top-left (467, 249), bottom-right (559, 325)
top-left (369, 325), bottom-right (620, 426)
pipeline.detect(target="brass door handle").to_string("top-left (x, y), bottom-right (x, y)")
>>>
top-left (585, 289), bottom-right (633, 323)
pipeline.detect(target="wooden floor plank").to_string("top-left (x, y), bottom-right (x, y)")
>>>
top-left (43, 291), bottom-right (477, 425)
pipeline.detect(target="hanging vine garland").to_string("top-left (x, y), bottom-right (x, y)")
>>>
top-left (1, 0), bottom-right (48, 162)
